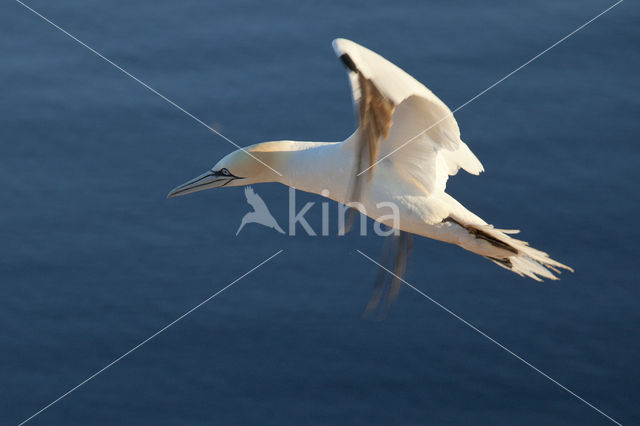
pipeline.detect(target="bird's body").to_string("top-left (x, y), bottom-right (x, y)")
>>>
top-left (169, 38), bottom-right (572, 284)
top-left (258, 135), bottom-right (563, 280)
top-left (272, 138), bottom-right (458, 240)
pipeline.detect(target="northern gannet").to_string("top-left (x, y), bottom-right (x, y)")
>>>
top-left (168, 38), bottom-right (572, 293)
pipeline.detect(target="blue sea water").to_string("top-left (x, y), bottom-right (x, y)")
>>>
top-left (1, 0), bottom-right (639, 424)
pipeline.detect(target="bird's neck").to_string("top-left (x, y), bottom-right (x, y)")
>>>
top-left (272, 140), bottom-right (353, 202)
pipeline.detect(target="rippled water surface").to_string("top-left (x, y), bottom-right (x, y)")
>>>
top-left (1, 0), bottom-right (638, 424)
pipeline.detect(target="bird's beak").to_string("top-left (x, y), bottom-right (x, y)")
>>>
top-left (167, 170), bottom-right (236, 198)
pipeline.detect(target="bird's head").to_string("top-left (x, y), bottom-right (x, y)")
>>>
top-left (167, 142), bottom-right (288, 198)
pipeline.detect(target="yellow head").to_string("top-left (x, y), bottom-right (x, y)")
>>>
top-left (167, 142), bottom-right (291, 198)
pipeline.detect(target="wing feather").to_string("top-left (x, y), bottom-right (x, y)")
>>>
top-left (333, 38), bottom-right (484, 197)
top-left (332, 39), bottom-right (486, 312)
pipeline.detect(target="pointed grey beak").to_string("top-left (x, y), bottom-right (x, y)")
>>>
top-left (167, 170), bottom-right (235, 198)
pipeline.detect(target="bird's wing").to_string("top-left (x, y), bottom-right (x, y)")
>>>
top-left (244, 186), bottom-right (268, 211)
top-left (333, 38), bottom-right (483, 197)
top-left (383, 95), bottom-right (484, 195)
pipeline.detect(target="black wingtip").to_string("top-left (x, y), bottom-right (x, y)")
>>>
top-left (339, 54), bottom-right (358, 72)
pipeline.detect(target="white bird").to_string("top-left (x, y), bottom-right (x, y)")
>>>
top-left (168, 38), bottom-right (572, 305)
top-left (236, 186), bottom-right (285, 235)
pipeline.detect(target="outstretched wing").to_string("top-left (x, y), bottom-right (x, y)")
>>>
top-left (333, 39), bottom-right (484, 315)
top-left (333, 38), bottom-right (483, 198)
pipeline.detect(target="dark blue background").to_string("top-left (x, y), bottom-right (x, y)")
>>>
top-left (2, 0), bottom-right (638, 424)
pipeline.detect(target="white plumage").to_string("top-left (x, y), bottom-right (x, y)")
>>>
top-left (169, 38), bottom-right (573, 283)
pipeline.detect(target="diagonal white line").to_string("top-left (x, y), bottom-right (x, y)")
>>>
top-left (18, 249), bottom-right (284, 426)
top-left (356, 249), bottom-right (622, 425)
top-left (358, 0), bottom-right (624, 176)
top-left (15, 0), bottom-right (282, 177)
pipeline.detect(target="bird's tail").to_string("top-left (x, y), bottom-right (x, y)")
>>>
top-left (446, 218), bottom-right (573, 281)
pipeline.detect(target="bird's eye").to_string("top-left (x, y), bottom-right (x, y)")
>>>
top-left (220, 168), bottom-right (230, 176)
